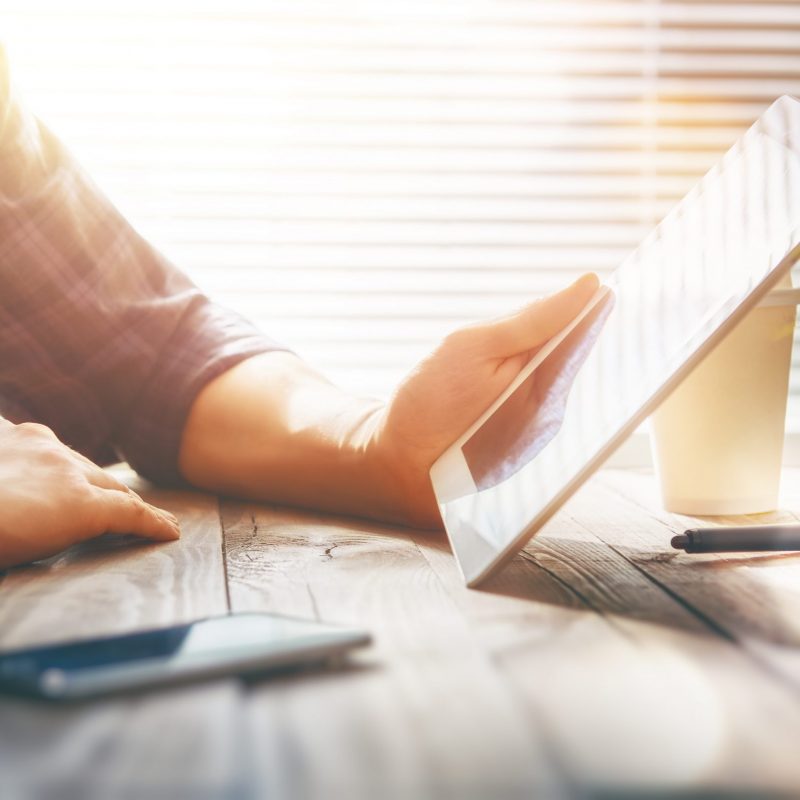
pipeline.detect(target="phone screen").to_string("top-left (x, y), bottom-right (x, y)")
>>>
top-left (0, 612), bottom-right (370, 700)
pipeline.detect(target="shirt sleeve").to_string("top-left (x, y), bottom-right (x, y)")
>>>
top-left (0, 45), bottom-right (286, 484)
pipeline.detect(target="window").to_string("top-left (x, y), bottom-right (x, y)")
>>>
top-left (6, 1), bottom-right (800, 462)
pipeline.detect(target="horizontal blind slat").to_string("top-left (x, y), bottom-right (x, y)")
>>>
top-left (5, 1), bottom-right (800, 411)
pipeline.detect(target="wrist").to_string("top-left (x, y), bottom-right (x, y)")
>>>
top-left (364, 410), bottom-right (443, 530)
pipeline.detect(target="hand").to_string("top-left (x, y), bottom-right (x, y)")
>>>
top-left (0, 421), bottom-right (180, 569)
top-left (175, 272), bottom-right (600, 530)
top-left (373, 272), bottom-right (600, 527)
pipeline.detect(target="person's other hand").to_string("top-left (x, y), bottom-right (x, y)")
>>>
top-left (0, 421), bottom-right (180, 569)
top-left (373, 272), bottom-right (600, 527)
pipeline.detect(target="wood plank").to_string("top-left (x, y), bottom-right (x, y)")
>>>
top-left (0, 474), bottom-right (248, 799)
top-left (595, 467), bottom-right (800, 690)
top-left (411, 474), bottom-right (800, 795)
top-left (0, 474), bottom-right (228, 649)
top-left (221, 500), bottom-right (565, 799)
top-left (5, 466), bottom-right (800, 797)
top-left (0, 682), bottom-right (250, 800)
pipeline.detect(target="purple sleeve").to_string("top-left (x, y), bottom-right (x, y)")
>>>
top-left (0, 46), bottom-right (285, 484)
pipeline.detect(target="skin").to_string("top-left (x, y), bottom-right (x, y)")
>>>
top-left (0, 421), bottom-right (179, 569)
top-left (0, 272), bottom-right (598, 570)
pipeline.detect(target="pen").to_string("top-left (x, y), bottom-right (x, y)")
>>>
top-left (671, 524), bottom-right (800, 553)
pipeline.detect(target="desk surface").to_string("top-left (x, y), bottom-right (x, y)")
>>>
top-left (3, 468), bottom-right (800, 799)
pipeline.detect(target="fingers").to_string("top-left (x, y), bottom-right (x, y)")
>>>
top-left (480, 272), bottom-right (600, 357)
top-left (80, 462), bottom-right (133, 492)
top-left (91, 489), bottom-right (181, 543)
top-left (66, 447), bottom-right (180, 544)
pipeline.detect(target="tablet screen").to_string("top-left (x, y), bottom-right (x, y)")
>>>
top-left (432, 96), bottom-right (800, 584)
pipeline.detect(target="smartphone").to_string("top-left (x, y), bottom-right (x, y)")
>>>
top-left (0, 612), bottom-right (371, 700)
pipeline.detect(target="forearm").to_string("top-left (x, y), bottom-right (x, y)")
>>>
top-left (177, 352), bottom-right (438, 526)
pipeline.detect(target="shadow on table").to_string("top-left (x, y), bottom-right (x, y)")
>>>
top-left (222, 498), bottom-right (800, 655)
top-left (478, 533), bottom-right (800, 649)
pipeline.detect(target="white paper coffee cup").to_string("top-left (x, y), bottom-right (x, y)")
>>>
top-left (649, 278), bottom-right (798, 515)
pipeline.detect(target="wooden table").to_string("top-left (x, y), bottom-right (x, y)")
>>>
top-left (3, 467), bottom-right (800, 799)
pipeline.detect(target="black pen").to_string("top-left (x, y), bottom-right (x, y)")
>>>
top-left (671, 524), bottom-right (800, 553)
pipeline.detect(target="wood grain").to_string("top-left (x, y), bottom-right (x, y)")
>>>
top-left (595, 468), bottom-right (800, 690)
top-left (413, 477), bottom-right (800, 794)
top-left (221, 500), bottom-right (563, 799)
top-left (222, 479), bottom-right (800, 796)
top-left (0, 474), bottom-right (228, 650)
top-left (0, 474), bottom-right (246, 800)
top-left (5, 468), bottom-right (800, 798)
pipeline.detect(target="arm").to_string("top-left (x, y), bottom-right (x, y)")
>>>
top-left (0, 45), bottom-right (276, 568)
top-left (0, 40), bottom-right (596, 566)
top-left (0, 44), bottom-right (284, 481)
top-left (178, 273), bottom-right (599, 528)
top-left (0, 271), bottom-right (596, 570)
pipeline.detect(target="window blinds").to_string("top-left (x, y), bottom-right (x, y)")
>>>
top-left (6, 1), bottom-right (800, 411)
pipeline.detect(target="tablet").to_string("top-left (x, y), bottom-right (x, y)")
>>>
top-left (430, 95), bottom-right (800, 587)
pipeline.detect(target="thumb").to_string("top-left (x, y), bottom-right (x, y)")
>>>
top-left (482, 272), bottom-right (600, 357)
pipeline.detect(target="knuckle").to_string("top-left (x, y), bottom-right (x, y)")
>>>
top-left (18, 422), bottom-right (56, 439)
top-left (128, 495), bottom-right (151, 518)
top-left (81, 489), bottom-right (110, 527)
top-left (38, 447), bottom-right (68, 468)
top-left (118, 491), bottom-right (140, 511)
top-left (441, 326), bottom-right (474, 351)
top-left (103, 474), bottom-right (129, 492)
top-left (456, 322), bottom-right (500, 356)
